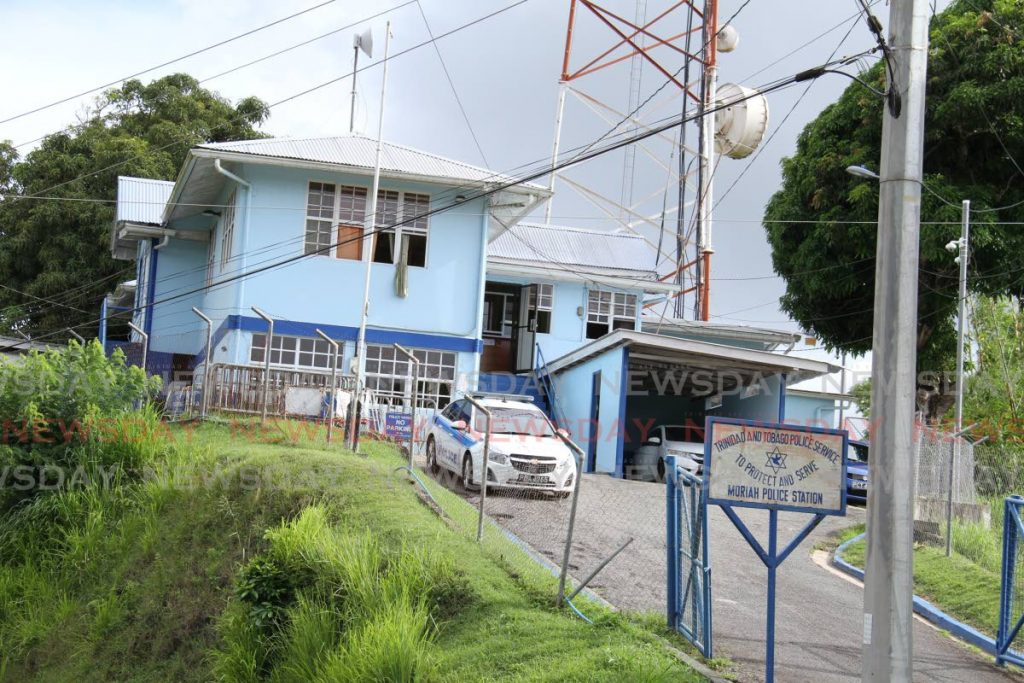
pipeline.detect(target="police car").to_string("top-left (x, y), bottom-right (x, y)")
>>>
top-left (425, 395), bottom-right (578, 497)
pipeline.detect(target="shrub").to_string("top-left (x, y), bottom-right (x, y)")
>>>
top-left (215, 506), bottom-right (468, 682)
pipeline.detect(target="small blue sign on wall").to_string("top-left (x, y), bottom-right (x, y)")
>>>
top-left (385, 412), bottom-right (413, 440)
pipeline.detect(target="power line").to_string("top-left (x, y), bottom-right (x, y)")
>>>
top-left (0, 0), bottom-right (339, 127)
top-left (11, 1), bottom-right (419, 151)
top-left (415, 0), bottom-right (490, 168)
top-left (8, 66), bottom-right (829, 349)
top-left (15, 0), bottom-right (534, 204)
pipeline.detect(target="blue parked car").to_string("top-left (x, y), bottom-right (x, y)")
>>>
top-left (846, 439), bottom-right (869, 503)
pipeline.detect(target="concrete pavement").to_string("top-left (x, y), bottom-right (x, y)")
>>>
top-left (476, 473), bottom-right (1022, 682)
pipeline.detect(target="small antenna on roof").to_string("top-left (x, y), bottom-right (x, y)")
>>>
top-left (350, 28), bottom-right (374, 134)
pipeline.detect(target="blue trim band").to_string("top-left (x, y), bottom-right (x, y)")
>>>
top-left (230, 314), bottom-right (482, 353)
top-left (833, 532), bottom-right (998, 655)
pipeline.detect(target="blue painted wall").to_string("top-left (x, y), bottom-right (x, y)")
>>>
top-left (551, 346), bottom-right (628, 475)
top-left (783, 394), bottom-right (839, 430)
top-left (140, 161), bottom-right (490, 375)
top-left (485, 274), bottom-right (647, 364)
top-left (226, 163), bottom-right (487, 342)
top-left (148, 238), bottom-right (209, 355)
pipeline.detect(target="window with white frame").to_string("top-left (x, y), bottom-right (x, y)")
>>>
top-left (305, 182), bottom-right (369, 260)
top-left (372, 190), bottom-right (430, 267)
top-left (250, 334), bottom-right (338, 370)
top-left (364, 343), bottom-right (456, 408)
top-left (219, 190), bottom-right (236, 271)
top-left (586, 290), bottom-right (638, 339)
top-left (529, 284), bottom-right (554, 334)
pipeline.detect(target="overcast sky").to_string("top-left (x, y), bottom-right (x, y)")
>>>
top-left (2, 0), bottom-right (952, 393)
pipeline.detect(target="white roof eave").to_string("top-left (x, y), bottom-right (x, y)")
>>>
top-left (545, 329), bottom-right (838, 381)
top-left (486, 259), bottom-right (675, 294)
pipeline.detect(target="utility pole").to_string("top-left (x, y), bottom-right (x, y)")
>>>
top-left (862, 0), bottom-right (930, 680)
top-left (945, 199), bottom-right (970, 556)
top-left (351, 21), bottom-right (392, 452)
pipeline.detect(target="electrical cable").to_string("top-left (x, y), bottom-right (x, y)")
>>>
top-left (415, 0), bottom-right (490, 168)
top-left (0, 0), bottom-right (339, 127)
top-left (3, 65), bottom-right (838, 350)
top-left (12, 0), bottom-right (534, 204)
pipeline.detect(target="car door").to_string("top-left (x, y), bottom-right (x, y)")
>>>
top-left (435, 400), bottom-right (464, 472)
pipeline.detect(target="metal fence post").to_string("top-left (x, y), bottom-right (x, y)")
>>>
top-left (127, 322), bottom-right (148, 371)
top-left (666, 455), bottom-right (679, 628)
top-left (192, 307), bottom-right (213, 420)
top-left (315, 329), bottom-right (340, 445)
top-left (251, 307), bottom-right (273, 424)
top-left (66, 328), bottom-right (85, 344)
top-left (557, 435), bottom-right (586, 606)
top-left (393, 343), bottom-right (420, 468)
top-left (463, 395), bottom-right (492, 543)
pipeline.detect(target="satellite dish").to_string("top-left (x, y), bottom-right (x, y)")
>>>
top-left (717, 25), bottom-right (739, 53)
top-left (353, 28), bottom-right (373, 58)
top-left (714, 83), bottom-right (769, 159)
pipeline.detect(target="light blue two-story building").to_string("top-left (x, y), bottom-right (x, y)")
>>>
top-left (108, 133), bottom-right (839, 477)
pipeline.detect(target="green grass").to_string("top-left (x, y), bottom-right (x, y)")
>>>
top-left (0, 419), bottom-right (706, 682)
top-left (838, 533), bottom-right (1001, 637)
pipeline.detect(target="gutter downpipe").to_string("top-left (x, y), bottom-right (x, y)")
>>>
top-left (214, 158), bottom-right (252, 363)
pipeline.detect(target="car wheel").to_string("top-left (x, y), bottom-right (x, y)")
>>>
top-left (656, 457), bottom-right (666, 483)
top-left (462, 453), bottom-right (479, 492)
top-left (425, 437), bottom-right (440, 475)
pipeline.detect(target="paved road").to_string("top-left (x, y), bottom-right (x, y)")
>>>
top-left (471, 473), bottom-right (1022, 683)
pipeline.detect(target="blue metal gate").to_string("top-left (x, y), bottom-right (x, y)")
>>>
top-left (666, 457), bottom-right (712, 658)
top-left (998, 495), bottom-right (1024, 667)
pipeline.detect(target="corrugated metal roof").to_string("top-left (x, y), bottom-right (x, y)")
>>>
top-left (116, 176), bottom-right (174, 225)
top-left (196, 135), bottom-right (543, 188)
top-left (487, 223), bottom-right (658, 277)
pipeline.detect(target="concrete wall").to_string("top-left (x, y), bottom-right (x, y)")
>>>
top-left (485, 274), bottom-right (647, 365)
top-left (783, 393), bottom-right (839, 430)
top-left (145, 162), bottom-right (490, 371)
top-left (147, 237), bottom-right (209, 355)
top-left (551, 346), bottom-right (627, 475)
top-left (227, 163), bottom-right (487, 341)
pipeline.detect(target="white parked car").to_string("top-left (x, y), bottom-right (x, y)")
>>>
top-left (631, 425), bottom-right (704, 481)
top-left (425, 395), bottom-right (577, 497)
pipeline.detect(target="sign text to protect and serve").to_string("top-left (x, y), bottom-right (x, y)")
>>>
top-left (705, 419), bottom-right (847, 515)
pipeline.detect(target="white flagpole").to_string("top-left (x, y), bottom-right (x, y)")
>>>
top-left (350, 21), bottom-right (392, 452)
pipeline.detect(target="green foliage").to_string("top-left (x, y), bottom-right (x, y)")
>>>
top-left (0, 74), bottom-right (269, 338)
top-left (764, 0), bottom-right (1024, 408)
top-left (965, 297), bottom-right (1024, 443)
top-left (1, 422), bottom-right (705, 682)
top-left (849, 378), bottom-right (872, 418)
top-left (216, 505), bottom-right (461, 683)
top-left (0, 341), bottom-right (162, 510)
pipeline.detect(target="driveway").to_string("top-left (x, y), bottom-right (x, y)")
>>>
top-left (475, 473), bottom-right (1022, 683)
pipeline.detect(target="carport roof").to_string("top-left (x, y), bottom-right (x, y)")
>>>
top-left (545, 329), bottom-right (838, 384)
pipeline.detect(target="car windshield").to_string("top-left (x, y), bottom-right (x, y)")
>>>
top-left (663, 426), bottom-right (700, 442)
top-left (850, 443), bottom-right (869, 463)
top-left (476, 407), bottom-right (555, 437)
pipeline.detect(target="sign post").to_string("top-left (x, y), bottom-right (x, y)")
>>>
top-left (704, 412), bottom-right (847, 683)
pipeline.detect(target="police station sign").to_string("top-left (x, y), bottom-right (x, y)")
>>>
top-left (704, 417), bottom-right (848, 516)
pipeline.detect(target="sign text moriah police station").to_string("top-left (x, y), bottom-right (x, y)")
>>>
top-left (705, 421), bottom-right (846, 515)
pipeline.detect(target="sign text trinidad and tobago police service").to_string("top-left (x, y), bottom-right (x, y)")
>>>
top-left (705, 418), bottom-right (847, 515)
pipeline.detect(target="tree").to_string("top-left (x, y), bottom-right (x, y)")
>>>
top-left (0, 74), bottom-right (269, 339)
top-left (965, 297), bottom-right (1024, 444)
top-left (763, 0), bottom-right (1024, 419)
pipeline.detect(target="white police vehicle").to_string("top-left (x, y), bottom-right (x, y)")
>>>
top-left (425, 395), bottom-right (578, 497)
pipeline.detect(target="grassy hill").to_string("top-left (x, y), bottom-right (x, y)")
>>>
top-left (0, 416), bottom-right (706, 682)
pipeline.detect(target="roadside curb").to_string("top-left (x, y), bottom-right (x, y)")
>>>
top-left (832, 532), bottom-right (997, 655)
